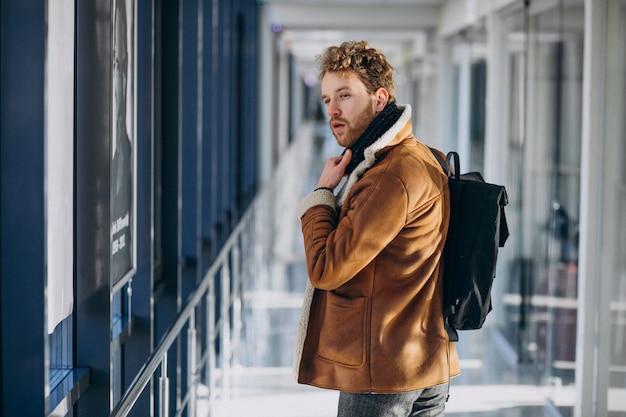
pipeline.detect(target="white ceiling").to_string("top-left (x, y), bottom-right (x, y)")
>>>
top-left (261, 0), bottom-right (445, 78)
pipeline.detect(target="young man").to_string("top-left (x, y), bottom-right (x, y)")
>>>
top-left (293, 41), bottom-right (460, 417)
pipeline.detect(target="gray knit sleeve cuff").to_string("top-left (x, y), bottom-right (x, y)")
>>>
top-left (297, 189), bottom-right (336, 218)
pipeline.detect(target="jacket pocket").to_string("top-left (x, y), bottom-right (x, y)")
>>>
top-left (317, 292), bottom-right (367, 367)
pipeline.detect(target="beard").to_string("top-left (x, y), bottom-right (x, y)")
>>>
top-left (330, 101), bottom-right (377, 148)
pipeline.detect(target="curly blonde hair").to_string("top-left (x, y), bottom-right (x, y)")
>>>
top-left (317, 40), bottom-right (396, 103)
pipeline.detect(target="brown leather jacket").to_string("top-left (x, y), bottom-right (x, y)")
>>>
top-left (294, 106), bottom-right (460, 393)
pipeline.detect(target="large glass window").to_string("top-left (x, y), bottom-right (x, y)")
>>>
top-left (500, 2), bottom-right (584, 416)
top-left (500, 8), bottom-right (527, 361)
top-left (605, 2), bottom-right (626, 414)
top-left (45, 0), bottom-right (75, 398)
top-left (448, 26), bottom-right (488, 173)
top-left (525, 5), bottom-right (583, 394)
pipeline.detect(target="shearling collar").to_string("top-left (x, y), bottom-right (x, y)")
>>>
top-left (335, 104), bottom-right (412, 207)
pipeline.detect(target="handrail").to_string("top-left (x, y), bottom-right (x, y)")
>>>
top-left (110, 198), bottom-right (259, 417)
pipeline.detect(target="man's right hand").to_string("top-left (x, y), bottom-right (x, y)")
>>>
top-left (316, 149), bottom-right (352, 190)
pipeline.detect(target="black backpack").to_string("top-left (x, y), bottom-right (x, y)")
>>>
top-left (431, 149), bottom-right (510, 342)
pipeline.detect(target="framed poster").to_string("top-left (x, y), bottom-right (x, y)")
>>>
top-left (111, 0), bottom-right (136, 287)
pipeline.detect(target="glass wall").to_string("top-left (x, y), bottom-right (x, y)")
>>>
top-left (500, 8), bottom-right (527, 363)
top-left (605, 2), bottom-right (626, 414)
top-left (45, 0), bottom-right (75, 405)
top-left (499, 2), bottom-right (584, 416)
top-left (525, 4), bottom-right (583, 394)
top-left (448, 26), bottom-right (488, 174)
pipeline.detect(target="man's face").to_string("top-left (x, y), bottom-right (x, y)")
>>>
top-left (321, 71), bottom-right (377, 148)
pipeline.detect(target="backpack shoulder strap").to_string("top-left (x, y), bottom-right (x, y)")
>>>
top-left (428, 147), bottom-right (459, 342)
top-left (429, 147), bottom-right (450, 176)
top-left (445, 152), bottom-right (461, 180)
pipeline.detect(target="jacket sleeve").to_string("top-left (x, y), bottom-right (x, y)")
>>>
top-left (298, 188), bottom-right (336, 219)
top-left (299, 172), bottom-right (410, 291)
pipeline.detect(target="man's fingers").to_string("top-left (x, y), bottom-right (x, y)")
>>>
top-left (338, 150), bottom-right (352, 169)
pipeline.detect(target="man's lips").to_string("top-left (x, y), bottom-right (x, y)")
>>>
top-left (330, 120), bottom-right (346, 131)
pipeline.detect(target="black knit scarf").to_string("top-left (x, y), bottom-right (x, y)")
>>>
top-left (344, 102), bottom-right (403, 175)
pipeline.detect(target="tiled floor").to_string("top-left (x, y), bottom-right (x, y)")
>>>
top-left (205, 328), bottom-right (574, 416)
top-left (201, 122), bottom-right (575, 417)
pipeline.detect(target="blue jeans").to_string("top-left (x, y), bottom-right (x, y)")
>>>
top-left (337, 382), bottom-right (449, 417)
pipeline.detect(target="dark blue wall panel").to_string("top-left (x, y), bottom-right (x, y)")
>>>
top-left (0, 0), bottom-right (261, 415)
top-left (0, 1), bottom-right (46, 415)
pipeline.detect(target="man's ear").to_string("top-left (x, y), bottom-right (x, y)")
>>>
top-left (374, 88), bottom-right (389, 111)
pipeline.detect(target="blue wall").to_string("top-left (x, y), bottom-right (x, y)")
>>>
top-left (0, 0), bottom-right (260, 415)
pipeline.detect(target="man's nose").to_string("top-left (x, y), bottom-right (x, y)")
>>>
top-left (327, 101), bottom-right (340, 118)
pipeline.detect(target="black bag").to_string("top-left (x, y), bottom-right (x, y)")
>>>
top-left (431, 149), bottom-right (510, 342)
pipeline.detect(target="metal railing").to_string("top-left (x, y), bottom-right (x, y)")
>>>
top-left (110, 188), bottom-right (272, 417)
top-left (109, 122), bottom-right (317, 417)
